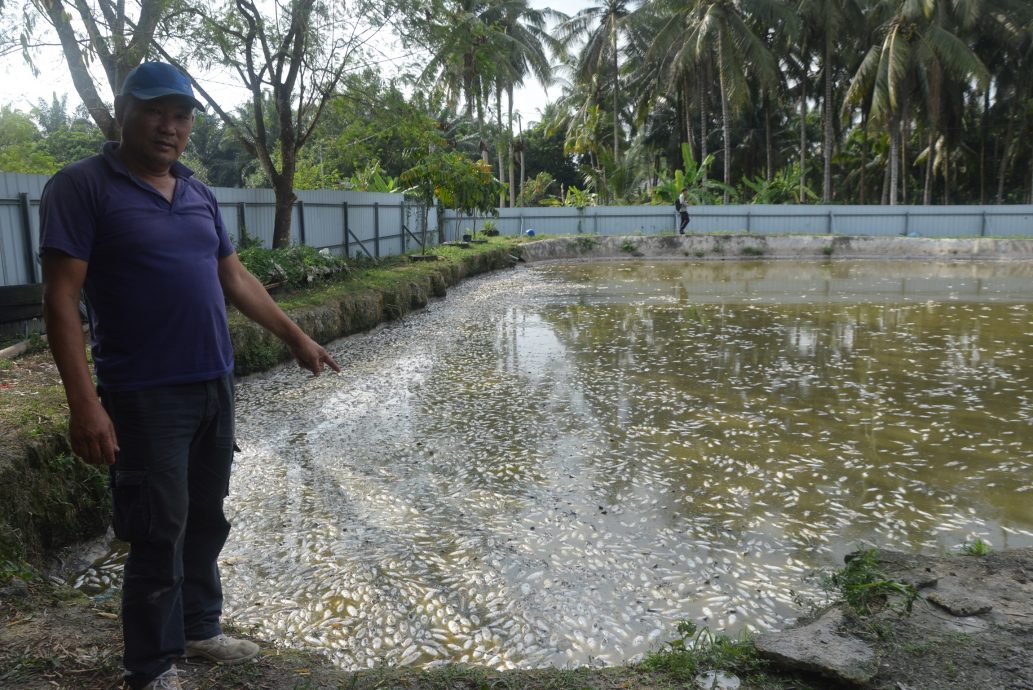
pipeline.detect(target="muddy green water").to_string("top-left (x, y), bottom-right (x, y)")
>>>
top-left (75, 259), bottom-right (1033, 671)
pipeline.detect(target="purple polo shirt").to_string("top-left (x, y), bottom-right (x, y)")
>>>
top-left (39, 142), bottom-right (236, 391)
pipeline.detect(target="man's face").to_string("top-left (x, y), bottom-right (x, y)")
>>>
top-left (117, 95), bottom-right (195, 173)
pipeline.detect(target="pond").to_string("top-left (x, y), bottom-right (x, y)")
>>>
top-left (76, 259), bottom-right (1033, 671)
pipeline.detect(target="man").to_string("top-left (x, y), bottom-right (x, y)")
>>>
top-left (39, 61), bottom-right (340, 690)
top-left (677, 187), bottom-right (690, 235)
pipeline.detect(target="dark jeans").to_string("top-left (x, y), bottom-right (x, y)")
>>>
top-left (102, 376), bottom-right (235, 689)
top-left (679, 211), bottom-right (690, 233)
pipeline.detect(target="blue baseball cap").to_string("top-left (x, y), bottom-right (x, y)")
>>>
top-left (120, 61), bottom-right (205, 110)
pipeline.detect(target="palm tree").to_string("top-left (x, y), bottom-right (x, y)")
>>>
top-left (489, 0), bottom-right (561, 206)
top-left (645, 0), bottom-right (788, 202)
top-left (844, 0), bottom-right (988, 205)
top-left (419, 0), bottom-right (503, 146)
top-left (795, 0), bottom-right (865, 202)
top-left (557, 0), bottom-right (636, 167)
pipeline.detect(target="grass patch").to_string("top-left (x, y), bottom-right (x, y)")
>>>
top-left (618, 239), bottom-right (643, 256)
top-left (567, 235), bottom-right (599, 252)
top-left (957, 537), bottom-right (992, 556)
top-left (823, 548), bottom-right (918, 617)
top-left (643, 621), bottom-right (763, 681)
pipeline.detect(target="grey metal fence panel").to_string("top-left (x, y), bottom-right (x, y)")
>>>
top-left (4, 169), bottom-right (1031, 290)
top-left (0, 173), bottom-right (436, 287)
top-left (445, 204), bottom-right (1033, 238)
top-left (0, 173), bottom-right (49, 286)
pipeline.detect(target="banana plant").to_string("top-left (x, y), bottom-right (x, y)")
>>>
top-left (651, 143), bottom-right (733, 205)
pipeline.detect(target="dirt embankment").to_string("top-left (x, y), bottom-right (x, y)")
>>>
top-left (518, 234), bottom-right (1033, 263)
top-left (3, 548), bottom-right (1032, 689)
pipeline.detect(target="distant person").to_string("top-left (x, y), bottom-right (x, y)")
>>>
top-left (39, 61), bottom-right (340, 690)
top-left (676, 187), bottom-right (691, 234)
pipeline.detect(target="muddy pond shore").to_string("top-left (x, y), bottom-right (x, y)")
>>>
top-left (3, 234), bottom-right (1033, 689)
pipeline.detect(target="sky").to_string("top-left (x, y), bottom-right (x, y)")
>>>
top-left (1, 0), bottom-right (591, 127)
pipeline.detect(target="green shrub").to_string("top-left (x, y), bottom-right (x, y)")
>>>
top-left (823, 548), bottom-right (918, 616)
top-left (238, 245), bottom-right (350, 288)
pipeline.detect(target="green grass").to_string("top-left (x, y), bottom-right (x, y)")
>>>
top-left (957, 538), bottom-right (992, 556)
top-left (822, 548), bottom-right (918, 617)
top-left (643, 621), bottom-right (763, 680)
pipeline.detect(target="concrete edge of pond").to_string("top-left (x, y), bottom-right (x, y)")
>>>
top-left (518, 235), bottom-right (1033, 263)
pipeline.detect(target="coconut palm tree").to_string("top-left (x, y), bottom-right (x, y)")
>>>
top-left (556, 0), bottom-right (636, 167)
top-left (419, 0), bottom-right (502, 145)
top-left (643, 0), bottom-right (788, 202)
top-left (844, 0), bottom-right (988, 205)
top-left (489, 0), bottom-right (562, 205)
top-left (795, 0), bottom-right (865, 202)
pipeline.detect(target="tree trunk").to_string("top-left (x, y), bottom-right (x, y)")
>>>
top-left (923, 130), bottom-right (934, 205)
top-left (683, 74), bottom-right (695, 162)
top-left (881, 152), bottom-right (890, 205)
top-left (860, 119), bottom-right (868, 204)
top-left (698, 64), bottom-right (708, 181)
top-left (980, 88), bottom-right (989, 204)
top-left (799, 86), bottom-right (807, 203)
top-left (718, 37), bottom-right (731, 203)
top-left (822, 37), bottom-right (833, 202)
top-left (900, 114), bottom-right (908, 205)
top-left (518, 116), bottom-right (526, 206)
top-left (611, 22), bottom-right (620, 166)
top-left (996, 114), bottom-right (1015, 203)
top-left (765, 91), bottom-right (774, 182)
top-left (40, 0), bottom-right (120, 139)
top-left (496, 89), bottom-right (505, 208)
top-left (508, 86), bottom-right (516, 208)
top-left (889, 116), bottom-right (899, 206)
top-left (271, 175), bottom-right (297, 248)
top-left (943, 139), bottom-right (951, 205)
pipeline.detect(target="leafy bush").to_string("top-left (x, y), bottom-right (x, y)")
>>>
top-left (238, 245), bottom-right (351, 288)
top-left (823, 548), bottom-right (918, 616)
top-left (644, 621), bottom-right (763, 681)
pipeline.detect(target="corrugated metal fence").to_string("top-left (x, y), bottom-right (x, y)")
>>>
top-left (443, 204), bottom-right (1033, 240)
top-left (0, 173), bottom-right (437, 288)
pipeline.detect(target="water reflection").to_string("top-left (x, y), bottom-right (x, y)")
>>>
top-left (75, 259), bottom-right (1033, 673)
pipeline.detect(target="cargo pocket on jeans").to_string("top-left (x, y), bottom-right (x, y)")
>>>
top-left (111, 469), bottom-right (151, 542)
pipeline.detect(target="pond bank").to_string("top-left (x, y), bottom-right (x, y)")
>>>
top-left (3, 235), bottom-right (1033, 689)
top-left (518, 234), bottom-right (1033, 262)
top-left (3, 547), bottom-right (1030, 689)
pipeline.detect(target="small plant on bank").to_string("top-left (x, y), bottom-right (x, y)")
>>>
top-left (643, 621), bottom-right (763, 682)
top-left (823, 548), bottom-right (919, 617)
top-left (569, 236), bottom-right (598, 252)
top-left (619, 239), bottom-right (641, 256)
top-left (481, 220), bottom-right (500, 237)
top-left (740, 246), bottom-right (765, 257)
top-left (822, 245), bottom-right (835, 256)
top-left (695, 250), bottom-right (706, 258)
top-left (958, 538), bottom-right (992, 556)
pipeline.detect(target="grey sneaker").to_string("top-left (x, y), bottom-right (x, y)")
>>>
top-left (184, 633), bottom-right (260, 664)
top-left (142, 665), bottom-right (183, 690)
